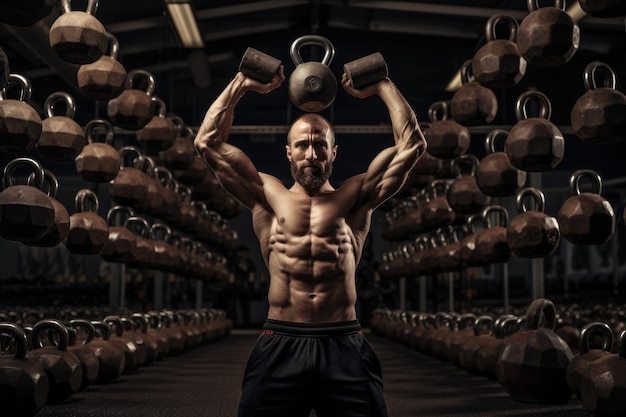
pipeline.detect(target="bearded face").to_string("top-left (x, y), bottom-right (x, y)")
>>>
top-left (290, 158), bottom-right (333, 189)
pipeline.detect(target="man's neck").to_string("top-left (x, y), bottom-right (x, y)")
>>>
top-left (289, 181), bottom-right (335, 197)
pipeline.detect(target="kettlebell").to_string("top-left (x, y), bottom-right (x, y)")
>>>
top-left (75, 118), bottom-right (121, 182)
top-left (507, 187), bottom-right (561, 258)
top-left (64, 319), bottom-right (100, 391)
top-left (0, 73), bottom-right (42, 153)
top-left (472, 14), bottom-right (527, 89)
top-left (108, 146), bottom-right (149, 210)
top-left (49, 0), bottom-right (108, 65)
top-left (579, 328), bottom-right (626, 416)
top-left (77, 32), bottom-right (127, 100)
top-left (136, 97), bottom-right (177, 155)
top-left (450, 59), bottom-right (498, 126)
top-left (288, 35), bottom-right (337, 112)
top-left (157, 116), bottom-right (196, 171)
top-left (86, 321), bottom-right (125, 384)
top-left (517, 0), bottom-right (580, 67)
top-left (65, 189), bottom-right (109, 254)
top-left (557, 169), bottom-right (615, 245)
top-left (26, 319), bottom-right (83, 404)
top-left (99, 205), bottom-right (138, 264)
top-left (0, 322), bottom-right (49, 417)
top-left (571, 61), bottom-right (626, 144)
top-left (37, 91), bottom-right (86, 160)
top-left (0, 157), bottom-right (55, 243)
top-left (475, 129), bottom-right (527, 197)
top-left (474, 205), bottom-right (512, 264)
top-left (107, 69), bottom-right (156, 130)
top-left (566, 321), bottom-right (614, 399)
top-left (446, 154), bottom-right (491, 215)
top-left (425, 100), bottom-right (471, 159)
top-left (27, 169), bottom-right (70, 248)
top-left (505, 90), bottom-right (564, 171)
top-left (496, 298), bottom-right (573, 403)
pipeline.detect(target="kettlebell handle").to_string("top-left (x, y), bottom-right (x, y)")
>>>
top-left (290, 35), bottom-right (335, 67)
top-left (583, 61), bottom-right (616, 91)
top-left (527, 0), bottom-right (565, 12)
top-left (569, 169), bottom-right (603, 196)
top-left (61, 0), bottom-right (100, 15)
top-left (485, 14), bottom-right (519, 42)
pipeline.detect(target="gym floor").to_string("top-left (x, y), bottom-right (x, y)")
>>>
top-left (36, 329), bottom-right (592, 417)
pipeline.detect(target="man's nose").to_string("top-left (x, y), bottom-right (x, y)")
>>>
top-left (305, 145), bottom-right (317, 161)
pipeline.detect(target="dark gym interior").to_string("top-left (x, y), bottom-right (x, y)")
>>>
top-left (1, 1), bottom-right (626, 416)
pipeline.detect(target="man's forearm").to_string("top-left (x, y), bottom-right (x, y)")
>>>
top-left (378, 80), bottom-right (423, 149)
top-left (196, 73), bottom-right (247, 148)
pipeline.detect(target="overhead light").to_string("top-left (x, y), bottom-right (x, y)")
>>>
top-left (165, 0), bottom-right (204, 48)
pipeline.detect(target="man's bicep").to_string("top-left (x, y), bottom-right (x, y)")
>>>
top-left (201, 144), bottom-right (266, 210)
top-left (360, 145), bottom-right (417, 209)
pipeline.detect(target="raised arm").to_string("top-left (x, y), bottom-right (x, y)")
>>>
top-left (194, 68), bottom-right (285, 210)
top-left (342, 74), bottom-right (426, 210)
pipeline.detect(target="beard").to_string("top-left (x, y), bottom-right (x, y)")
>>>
top-left (290, 160), bottom-right (332, 189)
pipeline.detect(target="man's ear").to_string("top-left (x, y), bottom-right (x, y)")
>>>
top-left (331, 144), bottom-right (338, 161)
top-left (285, 145), bottom-right (292, 161)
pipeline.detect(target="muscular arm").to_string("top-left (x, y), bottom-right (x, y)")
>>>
top-left (194, 69), bottom-right (284, 210)
top-left (343, 75), bottom-right (426, 210)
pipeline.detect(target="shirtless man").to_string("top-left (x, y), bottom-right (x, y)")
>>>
top-left (195, 64), bottom-right (426, 417)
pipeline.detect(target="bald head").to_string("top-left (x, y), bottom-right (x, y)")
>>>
top-left (287, 113), bottom-right (335, 147)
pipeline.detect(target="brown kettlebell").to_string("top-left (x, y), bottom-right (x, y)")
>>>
top-left (571, 61), bottom-right (626, 144)
top-left (517, 0), bottom-right (580, 67)
top-left (475, 129), bottom-right (527, 197)
top-left (507, 187), bottom-right (561, 258)
top-left (446, 154), bottom-right (491, 215)
top-left (26, 319), bottom-right (83, 404)
top-left (474, 205), bottom-right (512, 264)
top-left (557, 169), bottom-right (615, 245)
top-left (566, 321), bottom-right (614, 399)
top-left (107, 69), bottom-right (156, 130)
top-left (496, 298), bottom-right (574, 404)
top-left (65, 189), bottom-right (109, 254)
top-left (421, 179), bottom-right (456, 232)
top-left (49, 0), bottom-right (108, 65)
top-left (65, 319), bottom-right (100, 391)
top-left (0, 157), bottom-right (55, 243)
top-left (0, 322), bottom-right (49, 416)
top-left (102, 315), bottom-right (140, 374)
top-left (123, 216), bottom-right (156, 270)
top-left (288, 35), bottom-right (337, 112)
top-left (505, 90), bottom-right (564, 171)
top-left (86, 321), bottom-right (125, 384)
top-left (75, 118), bottom-right (121, 182)
top-left (37, 91), bottom-right (86, 160)
top-left (76, 32), bottom-right (127, 100)
top-left (99, 205), bottom-right (138, 264)
top-left (136, 97), bottom-right (177, 155)
top-left (579, 328), bottom-right (626, 416)
top-left (472, 14), bottom-right (527, 89)
top-left (450, 59), bottom-right (498, 126)
top-left (129, 313), bottom-right (159, 366)
top-left (425, 100), bottom-right (470, 159)
top-left (157, 117), bottom-right (196, 171)
top-left (0, 73), bottom-right (42, 153)
top-left (27, 169), bottom-right (70, 248)
top-left (108, 146), bottom-right (149, 209)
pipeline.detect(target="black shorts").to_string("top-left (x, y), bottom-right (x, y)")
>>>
top-left (238, 319), bottom-right (388, 417)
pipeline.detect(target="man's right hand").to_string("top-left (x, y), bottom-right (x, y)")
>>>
top-left (241, 65), bottom-right (286, 94)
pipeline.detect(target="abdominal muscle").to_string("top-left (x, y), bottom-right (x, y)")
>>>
top-left (264, 232), bottom-right (359, 323)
